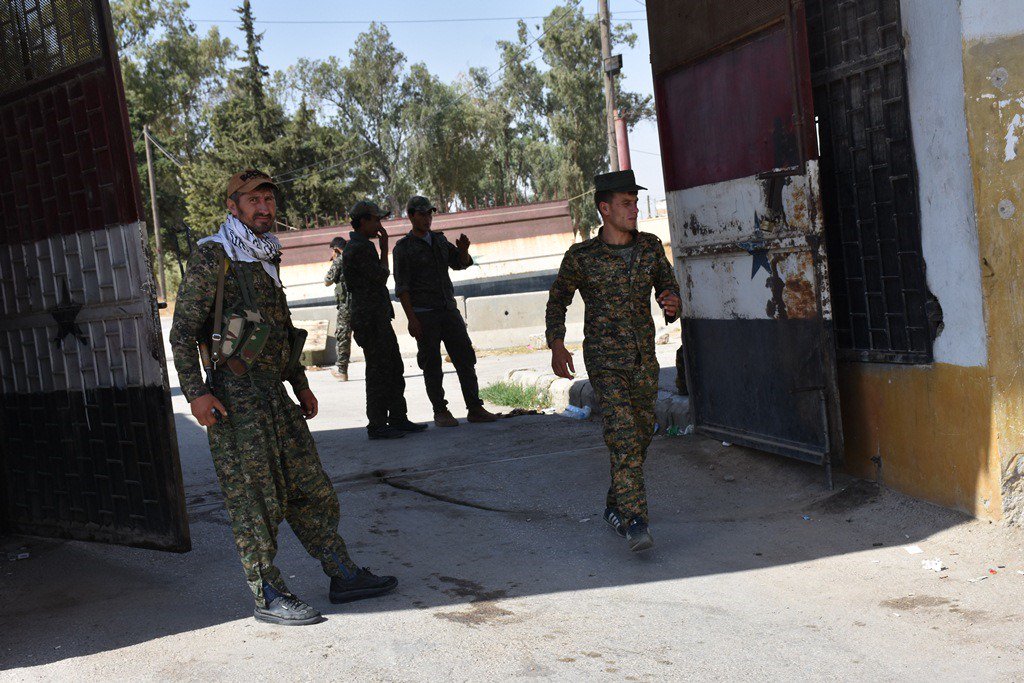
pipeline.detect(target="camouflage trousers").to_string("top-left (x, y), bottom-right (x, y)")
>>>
top-left (589, 361), bottom-right (660, 523)
top-left (335, 302), bottom-right (352, 370)
top-left (352, 319), bottom-right (408, 428)
top-left (208, 372), bottom-right (358, 607)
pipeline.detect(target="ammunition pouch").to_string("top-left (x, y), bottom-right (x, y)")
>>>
top-left (221, 315), bottom-right (272, 376)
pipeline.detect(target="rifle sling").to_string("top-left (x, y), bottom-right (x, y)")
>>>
top-left (210, 257), bottom-right (228, 365)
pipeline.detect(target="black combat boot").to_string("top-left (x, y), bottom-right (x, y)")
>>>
top-left (603, 506), bottom-right (626, 537)
top-left (389, 417), bottom-right (427, 432)
top-left (329, 568), bottom-right (399, 604)
top-left (626, 517), bottom-right (654, 553)
top-left (367, 425), bottom-right (406, 440)
top-left (254, 583), bottom-right (323, 626)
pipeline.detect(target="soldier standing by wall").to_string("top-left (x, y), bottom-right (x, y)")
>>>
top-left (546, 170), bottom-right (681, 552)
top-left (343, 200), bottom-right (427, 440)
top-left (170, 170), bottom-right (397, 626)
top-left (324, 236), bottom-right (352, 381)
top-left (393, 196), bottom-right (498, 427)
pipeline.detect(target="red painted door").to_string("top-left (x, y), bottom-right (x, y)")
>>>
top-left (0, 0), bottom-right (190, 550)
top-left (649, 0), bottom-right (842, 476)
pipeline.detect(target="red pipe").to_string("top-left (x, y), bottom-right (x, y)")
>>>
top-left (615, 110), bottom-right (631, 170)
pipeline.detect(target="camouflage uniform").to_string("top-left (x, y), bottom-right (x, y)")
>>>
top-left (342, 231), bottom-right (409, 427)
top-left (545, 230), bottom-right (679, 522)
top-left (170, 242), bottom-right (359, 607)
top-left (324, 254), bottom-right (352, 370)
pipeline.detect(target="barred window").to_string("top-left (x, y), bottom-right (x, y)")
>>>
top-left (1, 0), bottom-right (103, 96)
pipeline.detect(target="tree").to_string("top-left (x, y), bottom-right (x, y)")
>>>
top-left (299, 23), bottom-right (415, 215)
top-left (112, 0), bottom-right (233, 289)
top-left (464, 22), bottom-right (554, 209)
top-left (182, 0), bottom-right (288, 235)
top-left (536, 4), bottom-right (653, 236)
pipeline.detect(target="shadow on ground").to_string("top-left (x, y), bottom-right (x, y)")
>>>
top-left (1, 411), bottom-right (968, 670)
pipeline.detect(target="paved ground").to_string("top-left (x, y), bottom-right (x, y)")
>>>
top-left (4, 347), bottom-right (1024, 681)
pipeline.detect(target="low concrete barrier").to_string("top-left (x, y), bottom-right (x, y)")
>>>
top-left (503, 366), bottom-right (692, 432)
top-left (294, 289), bottom-right (669, 365)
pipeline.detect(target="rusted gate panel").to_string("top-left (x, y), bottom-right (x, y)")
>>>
top-left (0, 0), bottom-right (189, 550)
top-left (650, 0), bottom-right (842, 471)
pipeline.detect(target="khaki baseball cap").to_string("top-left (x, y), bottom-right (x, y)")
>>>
top-left (406, 195), bottom-right (437, 215)
top-left (226, 169), bottom-right (278, 200)
top-left (349, 200), bottom-right (391, 220)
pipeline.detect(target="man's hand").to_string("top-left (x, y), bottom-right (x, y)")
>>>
top-left (657, 290), bottom-right (682, 319)
top-left (297, 388), bottom-right (318, 420)
top-left (408, 314), bottom-right (422, 339)
top-left (376, 226), bottom-right (389, 251)
top-left (550, 339), bottom-right (576, 379)
top-left (456, 233), bottom-right (470, 252)
top-left (191, 393), bottom-right (228, 427)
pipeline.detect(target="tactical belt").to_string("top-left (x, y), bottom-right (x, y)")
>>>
top-left (215, 367), bottom-right (284, 384)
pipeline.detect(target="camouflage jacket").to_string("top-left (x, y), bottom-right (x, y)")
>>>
top-left (170, 242), bottom-right (309, 403)
top-left (342, 231), bottom-right (394, 327)
top-left (324, 254), bottom-right (349, 306)
top-left (392, 230), bottom-right (470, 311)
top-left (545, 229), bottom-right (679, 371)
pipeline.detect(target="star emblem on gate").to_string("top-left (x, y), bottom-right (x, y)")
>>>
top-left (50, 278), bottom-right (88, 347)
top-left (738, 240), bottom-right (771, 279)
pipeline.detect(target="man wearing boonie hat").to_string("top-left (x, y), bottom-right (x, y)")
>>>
top-left (545, 170), bottom-right (682, 553)
top-left (170, 170), bottom-right (398, 626)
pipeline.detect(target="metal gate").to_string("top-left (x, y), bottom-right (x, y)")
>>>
top-left (807, 0), bottom-right (935, 363)
top-left (649, 0), bottom-right (842, 473)
top-left (0, 0), bottom-right (190, 550)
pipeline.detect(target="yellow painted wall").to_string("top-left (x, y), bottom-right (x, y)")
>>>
top-left (839, 363), bottom-right (1000, 518)
top-left (962, 34), bottom-right (1024, 523)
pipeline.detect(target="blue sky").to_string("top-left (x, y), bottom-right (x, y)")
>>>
top-left (185, 0), bottom-right (666, 213)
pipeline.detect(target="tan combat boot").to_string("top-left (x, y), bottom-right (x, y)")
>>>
top-left (434, 410), bottom-right (459, 428)
top-left (331, 367), bottom-right (348, 381)
top-left (467, 406), bottom-right (499, 423)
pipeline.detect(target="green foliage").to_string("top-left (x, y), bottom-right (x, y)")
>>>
top-left (480, 381), bottom-right (551, 410)
top-left (111, 0), bottom-right (655, 293)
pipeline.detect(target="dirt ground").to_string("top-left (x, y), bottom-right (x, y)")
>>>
top-left (3, 349), bottom-right (1024, 681)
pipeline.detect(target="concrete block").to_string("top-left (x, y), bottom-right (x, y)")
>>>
top-left (580, 382), bottom-right (599, 416)
top-left (548, 378), bottom-right (575, 411)
top-left (465, 290), bottom-right (585, 334)
top-left (568, 379), bottom-right (587, 407)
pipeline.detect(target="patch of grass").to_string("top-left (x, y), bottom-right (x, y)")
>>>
top-left (479, 381), bottom-right (551, 410)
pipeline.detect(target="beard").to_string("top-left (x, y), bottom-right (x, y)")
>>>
top-left (244, 215), bottom-right (274, 233)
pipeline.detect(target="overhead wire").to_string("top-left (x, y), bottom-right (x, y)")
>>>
top-left (190, 11), bottom-right (645, 26)
top-left (144, 129), bottom-right (186, 168)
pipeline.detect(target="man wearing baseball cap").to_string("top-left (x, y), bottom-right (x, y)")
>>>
top-left (342, 200), bottom-right (427, 439)
top-left (393, 195), bottom-right (497, 427)
top-left (170, 170), bottom-right (398, 626)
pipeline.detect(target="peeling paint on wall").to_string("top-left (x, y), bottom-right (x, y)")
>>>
top-left (961, 21), bottom-right (1024, 522)
top-left (1005, 112), bottom-right (1022, 161)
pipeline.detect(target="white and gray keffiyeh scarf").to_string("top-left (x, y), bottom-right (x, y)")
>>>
top-left (199, 214), bottom-right (283, 287)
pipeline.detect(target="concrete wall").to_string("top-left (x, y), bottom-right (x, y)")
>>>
top-left (959, 0), bottom-right (1024, 522)
top-left (279, 216), bottom-right (672, 303)
top-left (293, 289), bottom-right (667, 365)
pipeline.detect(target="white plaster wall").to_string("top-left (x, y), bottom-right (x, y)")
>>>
top-left (901, 0), bottom-right (988, 367)
top-left (961, 0), bottom-right (1024, 41)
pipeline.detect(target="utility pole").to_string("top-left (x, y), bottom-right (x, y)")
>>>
top-left (143, 124), bottom-right (166, 301)
top-left (599, 0), bottom-right (620, 172)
